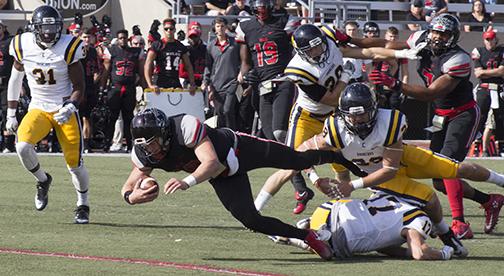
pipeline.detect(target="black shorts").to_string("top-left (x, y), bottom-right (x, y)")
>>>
top-left (430, 105), bottom-right (480, 162)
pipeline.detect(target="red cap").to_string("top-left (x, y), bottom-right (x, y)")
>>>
top-left (68, 23), bottom-right (81, 32)
top-left (188, 28), bottom-right (201, 37)
top-left (483, 30), bottom-right (496, 40)
top-left (189, 21), bottom-right (201, 29)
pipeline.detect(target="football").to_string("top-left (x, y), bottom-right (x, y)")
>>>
top-left (139, 177), bottom-right (160, 196)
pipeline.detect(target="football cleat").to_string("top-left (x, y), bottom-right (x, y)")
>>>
top-left (451, 220), bottom-right (474, 239)
top-left (439, 229), bottom-right (468, 258)
top-left (296, 218), bottom-right (311, 229)
top-left (482, 193), bottom-right (504, 234)
top-left (293, 188), bottom-right (315, 215)
top-left (304, 230), bottom-right (333, 260)
top-left (74, 205), bottom-right (90, 224)
top-left (35, 173), bottom-right (52, 211)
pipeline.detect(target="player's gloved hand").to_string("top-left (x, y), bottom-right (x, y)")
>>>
top-left (53, 102), bottom-right (77, 125)
top-left (334, 28), bottom-right (351, 45)
top-left (332, 151), bottom-right (368, 177)
top-left (6, 108), bottom-right (18, 134)
top-left (369, 70), bottom-right (402, 92)
top-left (339, 60), bottom-right (355, 84)
top-left (394, 42), bottom-right (427, 60)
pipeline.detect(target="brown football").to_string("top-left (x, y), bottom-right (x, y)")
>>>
top-left (140, 177), bottom-right (160, 196)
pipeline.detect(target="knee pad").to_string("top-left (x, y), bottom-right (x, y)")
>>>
top-left (273, 130), bottom-right (287, 143)
top-left (16, 141), bottom-right (39, 171)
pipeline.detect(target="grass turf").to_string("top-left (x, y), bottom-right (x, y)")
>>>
top-left (1, 155), bottom-right (504, 275)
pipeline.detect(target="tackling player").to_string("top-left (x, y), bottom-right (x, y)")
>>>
top-left (254, 23), bottom-right (423, 214)
top-left (6, 5), bottom-right (90, 223)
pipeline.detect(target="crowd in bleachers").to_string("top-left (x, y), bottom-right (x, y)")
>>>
top-left (0, 0), bottom-right (503, 156)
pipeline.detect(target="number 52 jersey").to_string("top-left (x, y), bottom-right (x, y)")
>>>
top-left (9, 32), bottom-right (85, 112)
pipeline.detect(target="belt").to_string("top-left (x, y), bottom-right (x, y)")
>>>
top-left (434, 100), bottom-right (476, 119)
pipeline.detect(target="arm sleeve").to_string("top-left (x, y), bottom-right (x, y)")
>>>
top-left (180, 115), bottom-right (207, 148)
top-left (442, 52), bottom-right (472, 78)
top-left (299, 83), bottom-right (328, 103)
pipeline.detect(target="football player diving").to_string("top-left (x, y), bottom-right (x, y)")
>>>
top-left (6, 5), bottom-right (90, 223)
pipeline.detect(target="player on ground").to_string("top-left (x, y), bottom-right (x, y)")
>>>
top-left (121, 108), bottom-right (367, 260)
top-left (274, 196), bottom-right (456, 260)
top-left (6, 5), bottom-right (90, 223)
top-left (254, 23), bottom-right (424, 214)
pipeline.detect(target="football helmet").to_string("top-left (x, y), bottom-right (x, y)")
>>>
top-left (250, 0), bottom-right (274, 21)
top-left (363, 21), bottom-right (380, 38)
top-left (131, 108), bottom-right (171, 157)
top-left (338, 83), bottom-right (378, 139)
top-left (427, 13), bottom-right (460, 55)
top-left (292, 24), bottom-right (329, 65)
top-left (31, 5), bottom-right (63, 48)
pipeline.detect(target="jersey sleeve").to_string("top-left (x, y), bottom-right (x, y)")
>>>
top-left (65, 37), bottom-right (85, 64)
top-left (320, 24), bottom-right (338, 45)
top-left (235, 22), bottom-right (246, 43)
top-left (471, 48), bottom-right (483, 68)
top-left (384, 110), bottom-right (408, 146)
top-left (406, 30), bottom-right (426, 49)
top-left (284, 65), bottom-right (318, 85)
top-left (323, 116), bottom-right (345, 150)
top-left (442, 52), bottom-right (472, 78)
top-left (180, 115), bottom-right (207, 148)
top-left (9, 34), bottom-right (23, 63)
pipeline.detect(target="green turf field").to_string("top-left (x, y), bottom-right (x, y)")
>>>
top-left (1, 155), bottom-right (504, 275)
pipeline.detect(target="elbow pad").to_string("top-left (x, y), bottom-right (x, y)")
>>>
top-left (7, 67), bottom-right (25, 102)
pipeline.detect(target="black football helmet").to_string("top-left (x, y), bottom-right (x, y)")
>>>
top-left (250, 0), bottom-right (274, 21)
top-left (363, 21), bottom-right (380, 38)
top-left (131, 108), bottom-right (172, 157)
top-left (31, 5), bottom-right (63, 48)
top-left (427, 13), bottom-right (460, 55)
top-left (292, 24), bottom-right (329, 65)
top-left (338, 83), bottom-right (378, 139)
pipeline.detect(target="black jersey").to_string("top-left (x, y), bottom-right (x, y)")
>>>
top-left (150, 39), bottom-right (188, 88)
top-left (407, 30), bottom-right (473, 109)
top-left (471, 46), bottom-right (504, 85)
top-left (235, 14), bottom-right (292, 81)
top-left (131, 114), bottom-right (235, 172)
top-left (0, 35), bottom-right (13, 77)
top-left (109, 45), bottom-right (142, 85)
top-left (80, 46), bottom-right (99, 88)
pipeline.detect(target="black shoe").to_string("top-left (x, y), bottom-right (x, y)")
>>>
top-left (74, 205), bottom-right (90, 224)
top-left (439, 229), bottom-right (468, 257)
top-left (35, 173), bottom-right (52, 211)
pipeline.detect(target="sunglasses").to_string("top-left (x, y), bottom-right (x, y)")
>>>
top-left (164, 27), bottom-right (175, 31)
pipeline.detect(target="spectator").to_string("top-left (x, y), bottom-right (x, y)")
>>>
top-left (202, 17), bottom-right (242, 130)
top-left (145, 19), bottom-right (196, 92)
top-left (68, 23), bottom-right (81, 37)
top-left (205, 0), bottom-right (232, 16)
top-left (406, 0), bottom-right (427, 31)
top-left (344, 20), bottom-right (359, 38)
top-left (80, 28), bottom-right (101, 153)
top-left (226, 0), bottom-right (252, 16)
top-left (0, 20), bottom-right (15, 153)
top-left (342, 21), bottom-right (366, 84)
top-left (464, 0), bottom-right (493, 32)
top-left (179, 24), bottom-right (206, 87)
top-left (424, 0), bottom-right (448, 23)
top-left (0, 0), bottom-right (8, 10)
top-left (130, 35), bottom-right (145, 50)
top-left (101, 29), bottom-right (145, 152)
top-left (471, 29), bottom-right (504, 156)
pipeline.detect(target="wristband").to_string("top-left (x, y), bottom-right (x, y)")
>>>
top-left (183, 175), bottom-right (198, 187)
top-left (307, 171), bottom-right (320, 184)
top-left (7, 108), bottom-right (16, 117)
top-left (351, 178), bottom-right (364, 190)
top-left (124, 191), bottom-right (133, 205)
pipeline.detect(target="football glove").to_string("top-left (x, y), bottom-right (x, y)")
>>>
top-left (6, 108), bottom-right (18, 134)
top-left (394, 42), bottom-right (427, 60)
top-left (339, 60), bottom-right (355, 84)
top-left (334, 28), bottom-right (352, 45)
top-left (53, 102), bottom-right (77, 125)
top-left (369, 70), bottom-right (402, 92)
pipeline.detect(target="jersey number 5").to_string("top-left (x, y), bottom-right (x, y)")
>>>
top-left (254, 41), bottom-right (278, 67)
top-left (32, 68), bottom-right (56, 85)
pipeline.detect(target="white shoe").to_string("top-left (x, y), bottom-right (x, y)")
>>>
top-left (109, 144), bottom-right (122, 152)
top-left (2, 148), bottom-right (14, 153)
